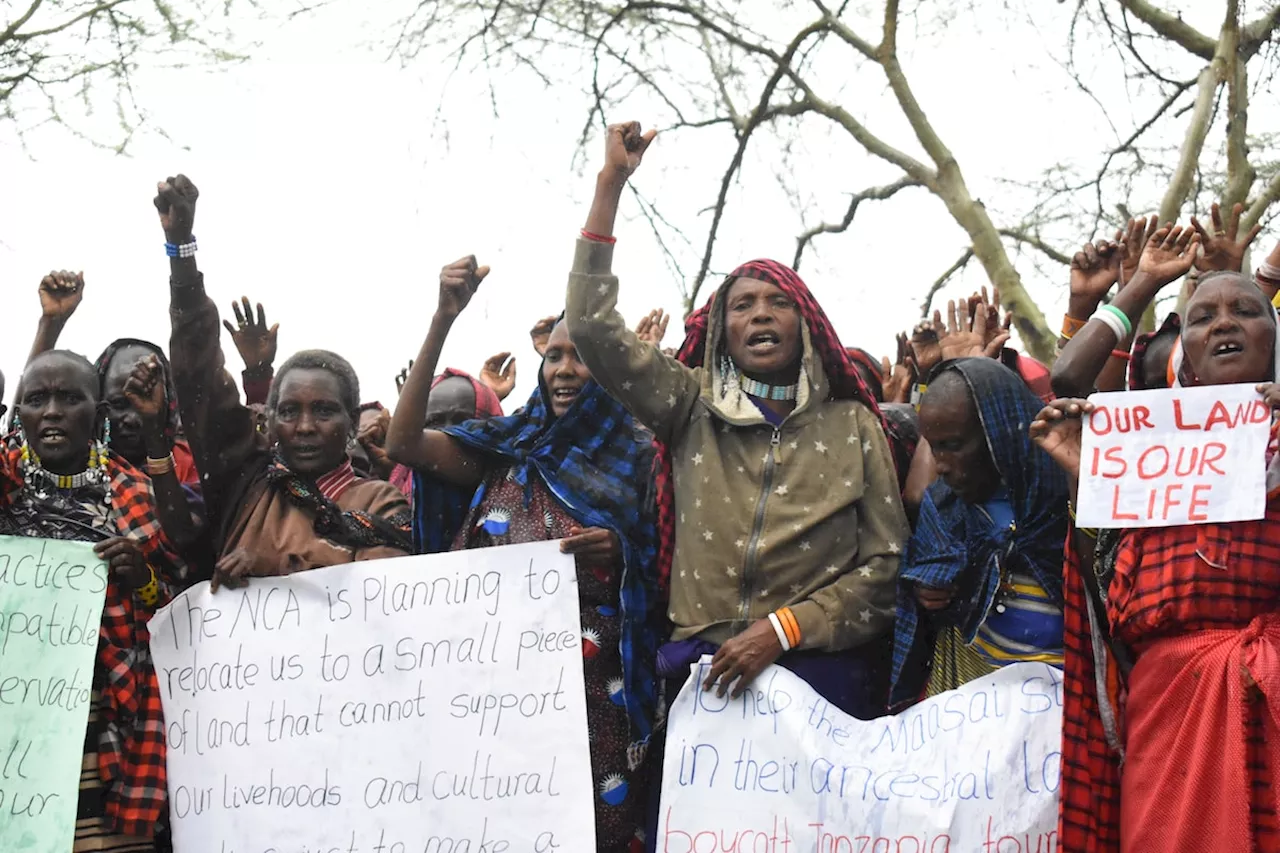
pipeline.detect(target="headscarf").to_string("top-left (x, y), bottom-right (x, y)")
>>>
top-left (845, 347), bottom-right (885, 403)
top-left (413, 371), bottom-right (660, 738)
top-left (654, 259), bottom-right (888, 591)
top-left (1169, 276), bottom-right (1280, 498)
top-left (95, 339), bottom-right (180, 439)
top-left (409, 370), bottom-right (505, 553)
top-left (889, 357), bottom-right (1069, 707)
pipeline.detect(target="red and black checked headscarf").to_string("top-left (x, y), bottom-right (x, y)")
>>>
top-left (653, 259), bottom-right (887, 591)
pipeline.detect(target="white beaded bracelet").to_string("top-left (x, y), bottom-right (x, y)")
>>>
top-left (767, 612), bottom-right (792, 652)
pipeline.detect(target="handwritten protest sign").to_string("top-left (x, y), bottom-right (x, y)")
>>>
top-left (1076, 384), bottom-right (1270, 528)
top-left (149, 540), bottom-right (594, 853)
top-left (659, 660), bottom-right (1061, 852)
top-left (0, 536), bottom-right (108, 853)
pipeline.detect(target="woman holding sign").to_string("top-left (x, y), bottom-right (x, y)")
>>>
top-left (0, 349), bottom-right (189, 851)
top-left (386, 260), bottom-right (662, 851)
top-left (1037, 266), bottom-right (1280, 853)
top-left (888, 357), bottom-right (1070, 707)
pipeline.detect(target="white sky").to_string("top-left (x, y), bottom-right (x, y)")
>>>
top-left (0, 1), bottom-right (1268, 408)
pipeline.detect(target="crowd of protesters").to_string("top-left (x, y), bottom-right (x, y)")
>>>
top-left (12, 120), bottom-right (1280, 853)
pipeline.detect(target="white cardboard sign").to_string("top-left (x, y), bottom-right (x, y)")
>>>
top-left (658, 660), bottom-right (1061, 852)
top-left (149, 541), bottom-right (594, 853)
top-left (1076, 384), bottom-right (1270, 528)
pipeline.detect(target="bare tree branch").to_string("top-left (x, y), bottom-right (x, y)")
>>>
top-left (920, 249), bottom-right (975, 317)
top-left (792, 176), bottom-right (922, 270)
top-left (1115, 0), bottom-right (1217, 59)
top-left (997, 229), bottom-right (1075, 267)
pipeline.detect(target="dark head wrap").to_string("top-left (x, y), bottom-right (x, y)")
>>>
top-left (413, 365), bottom-right (661, 738)
top-left (889, 357), bottom-right (1069, 706)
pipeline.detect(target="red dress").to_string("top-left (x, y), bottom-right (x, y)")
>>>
top-left (1060, 507), bottom-right (1280, 852)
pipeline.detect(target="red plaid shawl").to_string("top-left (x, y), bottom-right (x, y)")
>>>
top-left (653, 259), bottom-right (886, 591)
top-left (0, 447), bottom-right (185, 837)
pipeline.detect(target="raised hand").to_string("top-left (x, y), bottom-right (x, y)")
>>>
top-left (634, 308), bottom-right (670, 347)
top-left (479, 352), bottom-right (517, 401)
top-left (1069, 240), bottom-right (1121, 308)
top-left (1137, 225), bottom-right (1200, 288)
top-left (1029, 398), bottom-right (1093, 480)
top-left (910, 318), bottom-right (943, 377)
top-left (938, 298), bottom-right (1008, 362)
top-left (603, 121), bottom-right (657, 181)
top-left (1191, 202), bottom-right (1263, 274)
top-left (529, 316), bottom-right (558, 357)
top-left (153, 174), bottom-right (198, 243)
top-left (882, 332), bottom-right (916, 404)
top-left (438, 256), bottom-right (489, 321)
top-left (395, 360), bottom-right (414, 396)
top-left (122, 355), bottom-right (168, 437)
top-left (222, 297), bottom-right (279, 372)
top-left (38, 270), bottom-right (84, 322)
top-left (1115, 216), bottom-right (1158, 286)
top-left (970, 286), bottom-right (1011, 350)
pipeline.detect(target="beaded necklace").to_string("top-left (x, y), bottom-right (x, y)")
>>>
top-left (739, 374), bottom-right (798, 401)
top-left (19, 440), bottom-right (111, 501)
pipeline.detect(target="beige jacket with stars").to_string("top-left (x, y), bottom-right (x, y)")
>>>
top-left (566, 239), bottom-right (909, 652)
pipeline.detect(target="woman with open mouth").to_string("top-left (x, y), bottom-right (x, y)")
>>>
top-left (1035, 264), bottom-right (1280, 853)
top-left (385, 260), bottom-right (663, 852)
top-left (565, 121), bottom-right (909, 731)
top-left (0, 348), bottom-right (189, 851)
top-left (154, 174), bottom-right (412, 592)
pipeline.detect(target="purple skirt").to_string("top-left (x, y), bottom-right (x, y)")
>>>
top-left (656, 635), bottom-right (891, 721)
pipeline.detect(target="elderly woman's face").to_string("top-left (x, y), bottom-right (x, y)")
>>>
top-left (919, 378), bottom-right (1001, 505)
top-left (1182, 275), bottom-right (1275, 386)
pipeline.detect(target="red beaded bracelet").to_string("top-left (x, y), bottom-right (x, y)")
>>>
top-left (1110, 349), bottom-right (1131, 361)
top-left (581, 229), bottom-right (617, 245)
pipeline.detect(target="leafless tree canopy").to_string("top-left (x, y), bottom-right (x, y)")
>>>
top-left (1, 0), bottom-right (244, 150)
top-left (395, 0), bottom-right (1280, 362)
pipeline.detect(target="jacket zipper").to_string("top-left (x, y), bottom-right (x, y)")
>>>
top-left (738, 427), bottom-right (781, 631)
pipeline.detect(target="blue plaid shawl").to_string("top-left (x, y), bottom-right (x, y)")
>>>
top-left (413, 379), bottom-right (661, 738)
top-left (889, 358), bottom-right (1068, 706)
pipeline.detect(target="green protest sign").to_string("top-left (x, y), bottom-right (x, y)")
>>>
top-left (0, 536), bottom-right (108, 852)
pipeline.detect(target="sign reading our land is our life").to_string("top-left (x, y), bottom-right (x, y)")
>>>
top-left (1076, 383), bottom-right (1272, 528)
top-left (0, 536), bottom-right (109, 853)
top-left (149, 541), bottom-right (596, 853)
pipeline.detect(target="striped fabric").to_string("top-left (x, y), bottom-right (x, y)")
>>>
top-left (314, 459), bottom-right (357, 501)
top-left (971, 572), bottom-right (1065, 666)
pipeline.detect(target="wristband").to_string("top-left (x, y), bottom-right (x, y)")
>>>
top-left (1090, 307), bottom-right (1127, 342)
top-left (580, 229), bottom-right (617, 245)
top-left (1097, 304), bottom-right (1133, 337)
top-left (164, 236), bottom-right (198, 258)
top-left (145, 453), bottom-right (175, 476)
top-left (1110, 349), bottom-right (1131, 361)
top-left (136, 567), bottom-right (160, 607)
top-left (1061, 314), bottom-right (1089, 338)
top-left (775, 606), bottom-right (802, 649)
top-left (767, 612), bottom-right (791, 652)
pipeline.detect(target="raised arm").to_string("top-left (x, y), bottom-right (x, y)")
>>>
top-left (565, 121), bottom-right (701, 445)
top-left (123, 354), bottom-right (203, 549)
top-left (156, 175), bottom-right (261, 504)
top-left (223, 297), bottom-right (278, 405)
top-left (1053, 224), bottom-right (1199, 397)
top-left (384, 257), bottom-right (487, 487)
top-left (26, 270), bottom-right (84, 365)
top-left (1050, 236), bottom-right (1125, 397)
